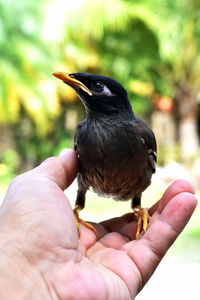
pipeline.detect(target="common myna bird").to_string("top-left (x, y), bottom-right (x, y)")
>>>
top-left (53, 72), bottom-right (157, 239)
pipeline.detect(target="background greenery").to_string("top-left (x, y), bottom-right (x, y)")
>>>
top-left (0, 1), bottom-right (200, 298)
top-left (1, 0), bottom-right (200, 179)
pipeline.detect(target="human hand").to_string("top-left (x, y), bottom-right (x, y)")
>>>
top-left (0, 149), bottom-right (197, 300)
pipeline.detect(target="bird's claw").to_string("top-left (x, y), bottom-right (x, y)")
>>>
top-left (73, 206), bottom-right (96, 236)
top-left (134, 207), bottom-right (151, 239)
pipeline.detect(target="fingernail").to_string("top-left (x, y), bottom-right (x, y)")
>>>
top-left (59, 148), bottom-right (71, 157)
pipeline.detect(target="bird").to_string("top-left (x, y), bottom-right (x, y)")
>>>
top-left (52, 71), bottom-right (157, 239)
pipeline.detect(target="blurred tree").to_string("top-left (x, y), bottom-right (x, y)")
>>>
top-left (163, 0), bottom-right (200, 161)
top-left (0, 0), bottom-right (64, 171)
top-left (134, 0), bottom-right (200, 160)
top-left (1, 0), bottom-right (200, 175)
top-left (0, 0), bottom-right (59, 131)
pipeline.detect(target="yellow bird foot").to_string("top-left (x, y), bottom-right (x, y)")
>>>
top-left (73, 205), bottom-right (96, 236)
top-left (134, 207), bottom-right (151, 239)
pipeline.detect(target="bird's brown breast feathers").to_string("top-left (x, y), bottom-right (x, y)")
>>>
top-left (75, 119), bottom-right (153, 200)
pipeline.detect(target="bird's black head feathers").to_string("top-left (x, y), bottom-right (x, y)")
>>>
top-left (69, 72), bottom-right (127, 98)
top-left (53, 72), bottom-right (134, 119)
top-left (69, 73), bottom-right (133, 118)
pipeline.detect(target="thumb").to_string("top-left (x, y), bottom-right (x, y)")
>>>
top-left (35, 149), bottom-right (79, 190)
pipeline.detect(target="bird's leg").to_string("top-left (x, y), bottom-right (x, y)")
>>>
top-left (131, 194), bottom-right (151, 239)
top-left (74, 200), bottom-right (96, 235)
top-left (74, 178), bottom-right (96, 235)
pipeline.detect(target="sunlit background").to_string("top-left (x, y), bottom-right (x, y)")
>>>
top-left (0, 0), bottom-right (200, 298)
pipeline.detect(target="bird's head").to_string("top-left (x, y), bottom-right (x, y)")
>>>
top-left (52, 72), bottom-right (133, 118)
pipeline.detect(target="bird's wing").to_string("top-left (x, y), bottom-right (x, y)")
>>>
top-left (74, 120), bottom-right (87, 155)
top-left (134, 117), bottom-right (157, 173)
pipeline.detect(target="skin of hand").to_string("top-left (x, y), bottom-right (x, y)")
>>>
top-left (0, 149), bottom-right (197, 300)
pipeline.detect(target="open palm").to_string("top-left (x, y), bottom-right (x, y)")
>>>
top-left (1, 149), bottom-right (197, 300)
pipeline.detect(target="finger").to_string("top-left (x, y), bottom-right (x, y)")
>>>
top-left (122, 191), bottom-right (197, 288)
top-left (59, 149), bottom-right (79, 188)
top-left (149, 179), bottom-right (195, 215)
top-left (34, 149), bottom-right (79, 190)
top-left (77, 213), bottom-right (137, 245)
top-left (97, 232), bottom-right (128, 249)
top-left (99, 213), bottom-right (136, 232)
top-left (148, 200), bottom-right (160, 216)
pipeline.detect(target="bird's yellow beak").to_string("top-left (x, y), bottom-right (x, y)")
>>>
top-left (52, 72), bottom-right (92, 96)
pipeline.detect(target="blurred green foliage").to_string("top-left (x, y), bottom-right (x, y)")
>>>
top-left (0, 0), bottom-right (200, 178)
top-left (157, 145), bottom-right (182, 165)
top-left (0, 149), bottom-right (18, 185)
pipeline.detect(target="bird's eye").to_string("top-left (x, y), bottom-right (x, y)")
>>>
top-left (92, 81), bottom-right (104, 93)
